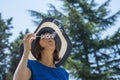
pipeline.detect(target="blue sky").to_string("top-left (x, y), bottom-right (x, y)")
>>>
top-left (0, 0), bottom-right (120, 42)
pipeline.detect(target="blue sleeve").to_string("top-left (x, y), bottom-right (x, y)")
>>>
top-left (60, 67), bottom-right (69, 80)
top-left (66, 70), bottom-right (69, 79)
top-left (65, 69), bottom-right (69, 79)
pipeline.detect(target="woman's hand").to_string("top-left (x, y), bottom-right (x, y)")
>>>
top-left (22, 33), bottom-right (36, 53)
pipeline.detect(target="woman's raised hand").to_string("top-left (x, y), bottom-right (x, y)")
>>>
top-left (22, 33), bottom-right (36, 52)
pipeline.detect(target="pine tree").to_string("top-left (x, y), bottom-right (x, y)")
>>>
top-left (28, 0), bottom-right (120, 79)
top-left (0, 13), bottom-right (13, 80)
top-left (64, 0), bottom-right (120, 79)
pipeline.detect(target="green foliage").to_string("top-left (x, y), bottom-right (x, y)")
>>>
top-left (0, 12), bottom-right (29, 80)
top-left (64, 0), bottom-right (120, 80)
top-left (28, 3), bottom-right (66, 26)
top-left (0, 13), bottom-right (13, 80)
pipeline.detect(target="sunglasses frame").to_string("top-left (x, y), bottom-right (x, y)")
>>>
top-left (36, 33), bottom-right (56, 39)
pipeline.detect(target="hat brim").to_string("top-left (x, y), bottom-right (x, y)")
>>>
top-left (20, 20), bottom-right (72, 67)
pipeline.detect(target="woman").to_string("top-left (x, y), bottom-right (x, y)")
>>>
top-left (13, 17), bottom-right (72, 80)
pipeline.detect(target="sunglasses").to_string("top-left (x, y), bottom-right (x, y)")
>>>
top-left (36, 33), bottom-right (56, 39)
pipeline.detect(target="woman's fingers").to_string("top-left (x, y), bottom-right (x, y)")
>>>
top-left (22, 33), bottom-right (36, 51)
top-left (23, 33), bottom-right (32, 40)
top-left (23, 33), bottom-right (35, 41)
top-left (28, 33), bottom-right (36, 43)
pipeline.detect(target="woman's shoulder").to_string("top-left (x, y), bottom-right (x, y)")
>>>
top-left (56, 67), bottom-right (69, 79)
top-left (57, 67), bottom-right (66, 71)
top-left (57, 67), bottom-right (69, 74)
top-left (27, 60), bottom-right (39, 68)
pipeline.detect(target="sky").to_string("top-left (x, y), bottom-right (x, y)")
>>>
top-left (0, 0), bottom-right (63, 42)
top-left (0, 0), bottom-right (120, 42)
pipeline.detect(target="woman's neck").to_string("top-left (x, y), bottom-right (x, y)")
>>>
top-left (40, 50), bottom-right (56, 68)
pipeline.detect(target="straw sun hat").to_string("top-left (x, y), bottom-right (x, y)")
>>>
top-left (20, 17), bottom-right (72, 67)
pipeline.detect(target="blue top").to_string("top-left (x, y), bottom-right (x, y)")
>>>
top-left (27, 60), bottom-right (69, 80)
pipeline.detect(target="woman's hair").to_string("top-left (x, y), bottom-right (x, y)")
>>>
top-left (33, 31), bottom-right (60, 64)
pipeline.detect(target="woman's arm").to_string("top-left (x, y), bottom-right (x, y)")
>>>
top-left (13, 33), bottom-right (36, 80)
top-left (13, 51), bottom-right (31, 80)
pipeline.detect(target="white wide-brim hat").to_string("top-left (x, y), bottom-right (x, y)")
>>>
top-left (20, 17), bottom-right (72, 67)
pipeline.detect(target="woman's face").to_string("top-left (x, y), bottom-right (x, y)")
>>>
top-left (39, 33), bottom-right (55, 51)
